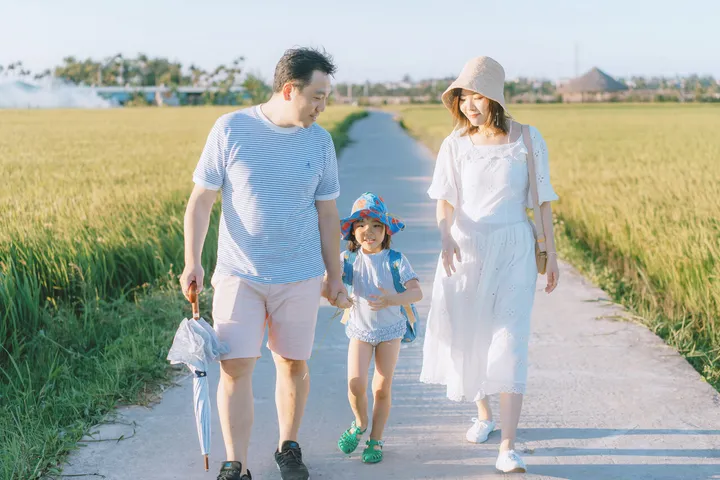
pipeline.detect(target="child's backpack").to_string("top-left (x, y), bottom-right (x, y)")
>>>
top-left (340, 249), bottom-right (418, 343)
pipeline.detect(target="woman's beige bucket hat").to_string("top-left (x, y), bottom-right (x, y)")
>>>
top-left (441, 56), bottom-right (508, 114)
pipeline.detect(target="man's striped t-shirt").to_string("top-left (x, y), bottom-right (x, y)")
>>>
top-left (193, 105), bottom-right (340, 284)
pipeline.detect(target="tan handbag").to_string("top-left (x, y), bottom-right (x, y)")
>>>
top-left (521, 125), bottom-right (548, 275)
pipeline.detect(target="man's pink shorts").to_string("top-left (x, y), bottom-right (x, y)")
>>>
top-left (211, 273), bottom-right (323, 361)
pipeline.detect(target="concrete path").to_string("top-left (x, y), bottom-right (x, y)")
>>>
top-left (60, 112), bottom-right (720, 480)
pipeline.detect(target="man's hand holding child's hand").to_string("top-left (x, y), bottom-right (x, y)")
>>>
top-left (335, 291), bottom-right (353, 309)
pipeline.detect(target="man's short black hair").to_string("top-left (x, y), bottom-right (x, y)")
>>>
top-left (273, 47), bottom-right (337, 92)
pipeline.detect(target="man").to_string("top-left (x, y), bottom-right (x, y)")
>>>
top-left (180, 47), bottom-right (346, 480)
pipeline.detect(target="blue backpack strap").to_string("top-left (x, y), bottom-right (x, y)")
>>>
top-left (388, 249), bottom-right (418, 343)
top-left (342, 250), bottom-right (357, 294)
top-left (388, 249), bottom-right (406, 293)
top-left (340, 251), bottom-right (357, 325)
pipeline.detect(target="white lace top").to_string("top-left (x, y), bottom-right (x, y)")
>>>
top-left (427, 126), bottom-right (559, 233)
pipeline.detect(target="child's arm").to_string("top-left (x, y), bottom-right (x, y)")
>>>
top-left (368, 279), bottom-right (423, 311)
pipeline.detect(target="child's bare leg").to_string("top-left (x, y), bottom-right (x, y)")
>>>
top-left (348, 339), bottom-right (374, 431)
top-left (369, 338), bottom-right (402, 442)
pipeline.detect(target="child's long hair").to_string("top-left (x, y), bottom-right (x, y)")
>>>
top-left (346, 228), bottom-right (392, 253)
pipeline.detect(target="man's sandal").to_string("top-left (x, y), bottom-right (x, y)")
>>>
top-left (338, 421), bottom-right (366, 454)
top-left (361, 439), bottom-right (384, 464)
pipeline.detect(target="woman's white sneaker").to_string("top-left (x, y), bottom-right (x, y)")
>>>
top-left (465, 418), bottom-right (496, 443)
top-left (495, 449), bottom-right (527, 473)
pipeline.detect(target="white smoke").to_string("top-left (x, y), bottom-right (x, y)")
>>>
top-left (0, 79), bottom-right (114, 109)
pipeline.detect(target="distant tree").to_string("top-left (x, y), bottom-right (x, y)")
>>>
top-left (189, 64), bottom-right (206, 87)
top-left (126, 91), bottom-right (151, 107)
top-left (201, 57), bottom-right (244, 104)
top-left (505, 81), bottom-right (517, 98)
top-left (539, 81), bottom-right (555, 95)
top-left (243, 73), bottom-right (271, 104)
top-left (632, 76), bottom-right (648, 89)
top-left (33, 69), bottom-right (52, 81)
top-left (18, 53), bottom-right (716, 105)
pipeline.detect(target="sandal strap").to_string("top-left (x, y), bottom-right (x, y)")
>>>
top-left (350, 421), bottom-right (367, 435)
top-left (366, 439), bottom-right (384, 447)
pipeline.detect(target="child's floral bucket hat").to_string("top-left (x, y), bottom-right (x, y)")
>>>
top-left (340, 192), bottom-right (405, 240)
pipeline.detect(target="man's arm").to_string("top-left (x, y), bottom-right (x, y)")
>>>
top-left (179, 185), bottom-right (218, 299)
top-left (316, 198), bottom-right (346, 305)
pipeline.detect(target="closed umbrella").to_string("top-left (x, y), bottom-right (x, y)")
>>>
top-left (167, 281), bottom-right (228, 471)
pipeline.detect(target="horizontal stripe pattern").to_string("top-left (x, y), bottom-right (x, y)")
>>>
top-left (193, 106), bottom-right (339, 284)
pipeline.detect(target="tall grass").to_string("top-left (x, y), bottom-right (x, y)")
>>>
top-left (392, 103), bottom-right (720, 390)
top-left (0, 105), bottom-right (367, 480)
top-left (0, 107), bottom-right (365, 358)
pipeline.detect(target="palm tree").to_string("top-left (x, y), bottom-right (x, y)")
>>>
top-left (189, 64), bottom-right (205, 87)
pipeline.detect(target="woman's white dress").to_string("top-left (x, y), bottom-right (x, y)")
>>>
top-left (419, 126), bottom-right (558, 401)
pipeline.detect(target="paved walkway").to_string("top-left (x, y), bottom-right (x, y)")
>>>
top-left (60, 112), bottom-right (720, 480)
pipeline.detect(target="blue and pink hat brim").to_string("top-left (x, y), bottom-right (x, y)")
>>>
top-left (340, 210), bottom-right (405, 240)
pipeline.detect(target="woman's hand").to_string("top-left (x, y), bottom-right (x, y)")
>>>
top-left (545, 255), bottom-right (560, 293)
top-left (441, 235), bottom-right (462, 277)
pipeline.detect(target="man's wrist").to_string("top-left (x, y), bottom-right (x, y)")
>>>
top-left (326, 273), bottom-right (343, 284)
top-left (184, 258), bottom-right (201, 268)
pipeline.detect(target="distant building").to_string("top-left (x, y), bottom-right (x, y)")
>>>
top-left (557, 67), bottom-right (628, 102)
top-left (85, 85), bottom-right (247, 106)
top-left (1, 80), bottom-right (40, 92)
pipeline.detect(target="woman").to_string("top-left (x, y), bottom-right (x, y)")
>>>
top-left (419, 56), bottom-right (560, 474)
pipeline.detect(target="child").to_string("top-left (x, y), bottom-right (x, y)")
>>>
top-left (334, 192), bottom-right (423, 464)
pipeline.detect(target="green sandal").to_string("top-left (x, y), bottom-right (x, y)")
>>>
top-left (338, 421), bottom-right (367, 454)
top-left (361, 439), bottom-right (384, 464)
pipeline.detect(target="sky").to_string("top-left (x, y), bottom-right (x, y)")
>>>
top-left (1, 0), bottom-right (718, 83)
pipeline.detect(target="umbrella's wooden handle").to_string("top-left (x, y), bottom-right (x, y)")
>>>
top-left (204, 454), bottom-right (209, 471)
top-left (189, 281), bottom-right (200, 320)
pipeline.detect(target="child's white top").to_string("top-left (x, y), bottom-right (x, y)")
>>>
top-left (342, 249), bottom-right (418, 344)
